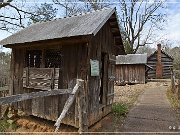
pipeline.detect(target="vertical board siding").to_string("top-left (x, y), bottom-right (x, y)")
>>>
top-left (12, 44), bottom-right (88, 128)
top-left (11, 18), bottom-right (118, 128)
top-left (115, 65), bottom-right (146, 84)
top-left (88, 21), bottom-right (115, 126)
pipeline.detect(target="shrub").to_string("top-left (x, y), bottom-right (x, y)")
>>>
top-left (112, 103), bottom-right (128, 117)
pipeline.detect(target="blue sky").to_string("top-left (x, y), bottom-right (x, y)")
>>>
top-left (0, 0), bottom-right (180, 50)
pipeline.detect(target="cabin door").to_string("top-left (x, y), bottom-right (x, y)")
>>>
top-left (107, 54), bottom-right (116, 105)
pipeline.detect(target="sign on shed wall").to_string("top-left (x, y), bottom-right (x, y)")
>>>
top-left (90, 59), bottom-right (100, 76)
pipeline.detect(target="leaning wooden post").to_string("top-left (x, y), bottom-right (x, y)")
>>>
top-left (78, 80), bottom-right (88, 134)
top-left (54, 79), bottom-right (84, 132)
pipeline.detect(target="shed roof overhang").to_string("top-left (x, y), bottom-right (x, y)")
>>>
top-left (1, 8), bottom-right (125, 54)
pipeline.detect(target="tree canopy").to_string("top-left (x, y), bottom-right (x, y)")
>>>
top-left (29, 3), bottom-right (57, 24)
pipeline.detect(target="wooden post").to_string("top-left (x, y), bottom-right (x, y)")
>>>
top-left (26, 67), bottom-right (29, 87)
top-left (171, 69), bottom-right (175, 93)
top-left (0, 91), bottom-right (1, 118)
top-left (178, 79), bottom-right (180, 100)
top-left (54, 79), bottom-right (84, 132)
top-left (51, 68), bottom-right (55, 89)
top-left (78, 81), bottom-right (88, 134)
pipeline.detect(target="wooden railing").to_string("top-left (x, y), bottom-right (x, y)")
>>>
top-left (171, 69), bottom-right (180, 99)
top-left (0, 79), bottom-right (88, 133)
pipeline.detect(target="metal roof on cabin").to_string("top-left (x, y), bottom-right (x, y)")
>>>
top-left (116, 54), bottom-right (147, 64)
top-left (0, 8), bottom-right (118, 46)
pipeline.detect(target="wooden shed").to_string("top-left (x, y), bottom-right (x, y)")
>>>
top-left (115, 54), bottom-right (147, 85)
top-left (147, 44), bottom-right (173, 79)
top-left (0, 8), bottom-right (125, 128)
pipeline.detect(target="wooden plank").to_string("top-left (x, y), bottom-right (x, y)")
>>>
top-left (26, 67), bottom-right (29, 87)
top-left (51, 68), bottom-right (55, 89)
top-left (28, 79), bottom-right (51, 89)
top-left (0, 89), bottom-right (71, 105)
top-left (55, 79), bottom-right (84, 132)
top-left (78, 86), bottom-right (88, 133)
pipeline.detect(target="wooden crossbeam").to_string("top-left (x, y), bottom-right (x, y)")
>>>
top-left (0, 89), bottom-right (71, 105)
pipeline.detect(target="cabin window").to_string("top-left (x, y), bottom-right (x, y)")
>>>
top-left (25, 50), bottom-right (42, 68)
top-left (45, 50), bottom-right (62, 68)
top-left (25, 49), bottom-right (62, 68)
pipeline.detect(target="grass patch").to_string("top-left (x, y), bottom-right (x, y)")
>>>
top-left (0, 119), bottom-right (10, 132)
top-left (166, 87), bottom-right (180, 120)
top-left (112, 103), bottom-right (128, 117)
top-left (0, 118), bottom-right (17, 132)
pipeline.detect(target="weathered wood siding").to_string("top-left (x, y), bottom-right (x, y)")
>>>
top-left (10, 18), bottom-right (119, 128)
top-left (11, 43), bottom-right (88, 128)
top-left (88, 21), bottom-right (116, 125)
top-left (115, 64), bottom-right (146, 85)
top-left (147, 52), bottom-right (173, 79)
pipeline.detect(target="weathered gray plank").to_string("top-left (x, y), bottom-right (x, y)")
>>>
top-left (0, 89), bottom-right (71, 105)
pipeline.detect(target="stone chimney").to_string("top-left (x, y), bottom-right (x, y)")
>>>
top-left (156, 44), bottom-right (163, 78)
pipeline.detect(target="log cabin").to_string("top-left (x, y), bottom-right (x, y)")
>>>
top-left (147, 44), bottom-right (173, 79)
top-left (0, 8), bottom-right (125, 128)
top-left (115, 54), bottom-right (147, 85)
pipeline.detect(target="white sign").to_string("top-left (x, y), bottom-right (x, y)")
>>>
top-left (90, 59), bottom-right (99, 76)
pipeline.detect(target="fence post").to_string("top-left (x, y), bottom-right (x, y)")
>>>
top-left (171, 69), bottom-right (175, 93)
top-left (178, 79), bottom-right (180, 100)
top-left (78, 80), bottom-right (88, 134)
top-left (54, 79), bottom-right (85, 132)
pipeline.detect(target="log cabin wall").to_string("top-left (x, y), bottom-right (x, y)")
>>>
top-left (115, 64), bottom-right (146, 85)
top-left (147, 46), bottom-right (173, 79)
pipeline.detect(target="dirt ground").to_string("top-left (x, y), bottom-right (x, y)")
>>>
top-left (6, 81), bottom-right (170, 133)
top-left (114, 81), bottom-right (170, 106)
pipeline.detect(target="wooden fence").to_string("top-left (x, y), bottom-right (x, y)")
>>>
top-left (170, 69), bottom-right (180, 99)
top-left (0, 76), bottom-right (9, 87)
top-left (0, 76), bottom-right (9, 97)
top-left (0, 79), bottom-right (88, 133)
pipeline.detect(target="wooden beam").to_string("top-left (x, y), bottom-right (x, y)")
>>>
top-left (78, 82), bottom-right (88, 133)
top-left (0, 89), bottom-right (71, 105)
top-left (4, 35), bottom-right (91, 48)
top-left (54, 79), bottom-right (84, 132)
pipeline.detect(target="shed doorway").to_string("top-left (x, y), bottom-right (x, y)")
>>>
top-left (99, 53), bottom-right (108, 105)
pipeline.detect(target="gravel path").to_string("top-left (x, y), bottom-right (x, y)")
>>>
top-left (120, 85), bottom-right (179, 134)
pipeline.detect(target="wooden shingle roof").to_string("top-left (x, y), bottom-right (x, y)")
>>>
top-left (0, 8), bottom-right (124, 51)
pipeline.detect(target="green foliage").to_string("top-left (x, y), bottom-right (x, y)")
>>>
top-left (0, 51), bottom-right (11, 77)
top-left (0, 118), bottom-right (17, 132)
top-left (166, 88), bottom-right (180, 119)
top-left (175, 71), bottom-right (180, 79)
top-left (0, 119), bottom-right (9, 132)
top-left (29, 3), bottom-right (57, 24)
top-left (112, 103), bottom-right (128, 117)
top-left (123, 40), bottom-right (133, 54)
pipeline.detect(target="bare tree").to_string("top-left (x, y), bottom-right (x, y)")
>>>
top-left (119, 0), bottom-right (166, 54)
top-left (53, 0), bottom-right (111, 16)
top-left (0, 0), bottom-right (36, 32)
